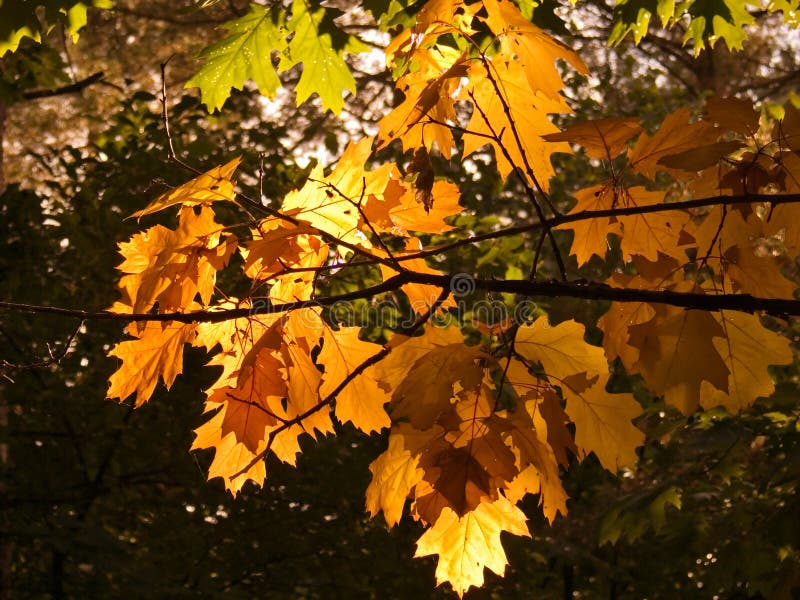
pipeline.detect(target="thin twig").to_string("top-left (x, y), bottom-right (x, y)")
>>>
top-left (230, 287), bottom-right (453, 480)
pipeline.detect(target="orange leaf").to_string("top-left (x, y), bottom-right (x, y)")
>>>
top-left (113, 206), bottom-right (237, 313)
top-left (543, 117), bottom-right (642, 160)
top-left (107, 320), bottom-right (197, 407)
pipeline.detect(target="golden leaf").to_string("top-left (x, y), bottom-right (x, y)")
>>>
top-left (130, 157), bottom-right (241, 219)
top-left (107, 320), bottom-right (197, 407)
top-left (414, 496), bottom-right (530, 598)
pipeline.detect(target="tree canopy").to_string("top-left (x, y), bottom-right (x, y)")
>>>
top-left (2, 1), bottom-right (800, 597)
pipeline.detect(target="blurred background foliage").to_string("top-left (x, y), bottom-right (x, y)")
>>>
top-left (1, 0), bottom-right (799, 597)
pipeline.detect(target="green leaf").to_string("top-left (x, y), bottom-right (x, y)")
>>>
top-left (0, 0), bottom-right (111, 55)
top-left (185, 4), bottom-right (286, 112)
top-left (279, 0), bottom-right (364, 114)
top-left (599, 486), bottom-right (683, 545)
top-left (683, 0), bottom-right (756, 53)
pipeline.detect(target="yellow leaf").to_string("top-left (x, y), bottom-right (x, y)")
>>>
top-left (107, 321), bottom-right (197, 407)
top-left (556, 185), bottom-right (622, 265)
top-left (379, 239), bottom-right (457, 314)
top-left (391, 342), bottom-right (486, 429)
top-left (378, 179), bottom-right (463, 235)
top-left (502, 397), bottom-right (568, 520)
top-left (701, 311), bottom-right (793, 412)
top-left (379, 30), bottom-right (469, 158)
top-left (318, 326), bottom-right (391, 432)
top-left (461, 59), bottom-right (569, 191)
top-left (514, 317), bottom-right (643, 470)
top-left (414, 496), bottom-right (530, 598)
top-left (281, 137), bottom-right (393, 248)
top-left (561, 374), bottom-right (644, 470)
top-left (514, 317), bottom-right (607, 383)
top-left (130, 157), bottom-right (241, 219)
top-left (373, 324), bottom-right (468, 392)
top-left (616, 187), bottom-right (690, 262)
top-left (366, 424), bottom-right (430, 527)
top-left (480, 0), bottom-right (587, 104)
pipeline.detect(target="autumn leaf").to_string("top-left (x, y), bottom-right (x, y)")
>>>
top-left (629, 106), bottom-right (721, 179)
top-left (366, 424), bottom-right (428, 527)
top-left (130, 157), bottom-right (242, 219)
top-left (513, 317), bottom-right (644, 470)
top-left (107, 320), bottom-right (197, 407)
top-left (318, 325), bottom-right (391, 433)
top-left (543, 117), bottom-right (643, 160)
top-left (414, 496), bottom-right (530, 598)
top-left (628, 301), bottom-right (731, 414)
top-left (281, 136), bottom-right (393, 248)
top-left (700, 310), bottom-right (793, 412)
top-left (113, 206), bottom-right (237, 314)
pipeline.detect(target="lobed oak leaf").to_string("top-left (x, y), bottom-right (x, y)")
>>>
top-left (616, 187), bottom-right (691, 262)
top-left (366, 424), bottom-right (431, 527)
top-left (114, 206), bottom-right (237, 313)
top-left (461, 58), bottom-right (569, 191)
top-left (558, 184), bottom-right (690, 264)
top-left (543, 117), bottom-right (643, 160)
top-left (208, 348), bottom-right (286, 454)
top-left (598, 295), bottom-right (657, 367)
top-left (191, 409), bottom-right (267, 496)
top-left (279, 341), bottom-right (333, 437)
top-left (705, 96), bottom-right (761, 138)
top-left (391, 342), bottom-right (487, 429)
top-left (513, 317), bottom-right (643, 470)
top-left (514, 316), bottom-right (607, 383)
top-left (560, 374), bottom-right (644, 471)
top-left (480, 0), bottom-right (587, 104)
top-left (241, 219), bottom-right (317, 280)
top-left (192, 347), bottom-right (306, 495)
top-left (107, 320), bottom-right (197, 407)
top-left (700, 311), bottom-right (793, 412)
top-left (371, 179), bottom-right (463, 235)
top-left (129, 157), bottom-right (241, 219)
top-left (281, 137), bottom-right (393, 249)
top-left (378, 44), bottom-right (468, 159)
top-left (557, 185), bottom-right (622, 265)
top-left (501, 397), bottom-right (568, 520)
top-left (378, 239), bottom-right (458, 314)
top-left (414, 496), bottom-right (530, 598)
top-left (688, 208), bottom-right (796, 297)
top-left (318, 325), bottom-right (391, 433)
top-left (628, 302), bottom-right (730, 414)
top-left (629, 106), bottom-right (721, 179)
top-left (373, 324), bottom-right (467, 391)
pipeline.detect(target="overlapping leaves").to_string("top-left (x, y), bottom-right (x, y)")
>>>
top-left (103, 0), bottom-right (800, 597)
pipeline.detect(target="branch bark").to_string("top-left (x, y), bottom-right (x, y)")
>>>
top-left (3, 271), bottom-right (800, 327)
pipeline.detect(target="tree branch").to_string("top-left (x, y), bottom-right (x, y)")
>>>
top-left (22, 72), bottom-right (105, 101)
top-left (3, 268), bottom-right (800, 324)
